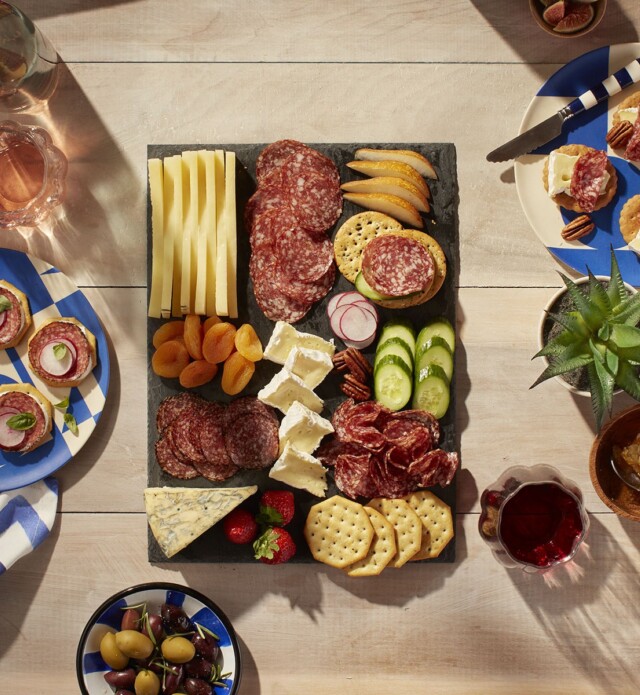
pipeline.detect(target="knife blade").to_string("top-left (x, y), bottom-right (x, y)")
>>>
top-left (487, 57), bottom-right (640, 162)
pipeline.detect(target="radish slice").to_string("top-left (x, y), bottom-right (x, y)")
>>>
top-left (344, 336), bottom-right (377, 350)
top-left (339, 305), bottom-right (377, 342)
top-left (327, 291), bottom-right (364, 319)
top-left (326, 293), bottom-right (345, 319)
top-left (350, 299), bottom-right (378, 322)
top-left (39, 338), bottom-right (77, 376)
top-left (329, 304), bottom-right (355, 340)
top-left (0, 408), bottom-right (26, 449)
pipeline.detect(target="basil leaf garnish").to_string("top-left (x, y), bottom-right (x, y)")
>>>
top-left (0, 296), bottom-right (11, 313)
top-left (54, 397), bottom-right (69, 410)
top-left (53, 343), bottom-right (67, 360)
top-left (7, 412), bottom-right (36, 431)
top-left (64, 413), bottom-right (78, 435)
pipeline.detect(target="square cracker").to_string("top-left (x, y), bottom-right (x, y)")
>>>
top-left (304, 495), bottom-right (374, 569)
top-left (403, 490), bottom-right (454, 560)
top-left (366, 498), bottom-right (422, 568)
top-left (345, 506), bottom-right (397, 577)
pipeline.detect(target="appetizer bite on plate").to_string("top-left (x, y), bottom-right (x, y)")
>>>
top-left (543, 144), bottom-right (617, 214)
top-left (0, 279), bottom-right (31, 349)
top-left (620, 194), bottom-right (640, 251)
top-left (608, 90), bottom-right (640, 161)
top-left (0, 383), bottom-right (52, 453)
top-left (28, 317), bottom-right (97, 388)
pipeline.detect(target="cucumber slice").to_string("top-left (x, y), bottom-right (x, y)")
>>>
top-left (374, 354), bottom-right (412, 411)
top-left (378, 319), bottom-right (416, 355)
top-left (412, 364), bottom-right (450, 418)
top-left (414, 336), bottom-right (453, 381)
top-left (416, 318), bottom-right (455, 356)
top-left (374, 337), bottom-right (414, 372)
top-left (355, 272), bottom-right (418, 302)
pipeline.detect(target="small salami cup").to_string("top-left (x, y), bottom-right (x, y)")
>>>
top-left (76, 582), bottom-right (241, 695)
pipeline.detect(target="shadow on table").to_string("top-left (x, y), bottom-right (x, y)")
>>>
top-left (469, 0), bottom-right (638, 78)
top-left (21, 0), bottom-right (142, 20)
top-left (507, 515), bottom-right (640, 692)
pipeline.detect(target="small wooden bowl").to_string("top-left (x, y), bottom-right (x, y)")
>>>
top-left (589, 405), bottom-right (640, 521)
top-left (529, 0), bottom-right (607, 39)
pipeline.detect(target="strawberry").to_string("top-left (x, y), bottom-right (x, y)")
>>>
top-left (222, 508), bottom-right (258, 545)
top-left (253, 527), bottom-right (296, 564)
top-left (256, 490), bottom-right (295, 527)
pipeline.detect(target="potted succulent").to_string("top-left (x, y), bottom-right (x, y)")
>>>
top-left (532, 249), bottom-right (640, 430)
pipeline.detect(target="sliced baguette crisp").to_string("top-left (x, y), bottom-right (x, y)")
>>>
top-left (343, 192), bottom-right (423, 229)
top-left (355, 147), bottom-right (437, 180)
top-left (347, 160), bottom-right (430, 198)
top-left (342, 176), bottom-right (430, 213)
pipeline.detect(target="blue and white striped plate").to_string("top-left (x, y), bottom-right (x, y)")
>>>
top-left (515, 43), bottom-right (640, 285)
top-left (76, 583), bottom-right (241, 695)
top-left (0, 249), bottom-right (110, 492)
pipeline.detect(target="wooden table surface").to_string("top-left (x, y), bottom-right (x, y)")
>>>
top-left (2, 1), bottom-right (640, 693)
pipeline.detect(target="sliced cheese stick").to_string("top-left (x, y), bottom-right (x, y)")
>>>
top-left (214, 149), bottom-right (228, 317)
top-left (195, 150), bottom-right (215, 316)
top-left (165, 155), bottom-right (184, 317)
top-left (161, 156), bottom-right (179, 318)
top-left (225, 151), bottom-right (238, 319)
top-left (181, 151), bottom-right (199, 315)
top-left (147, 158), bottom-right (164, 318)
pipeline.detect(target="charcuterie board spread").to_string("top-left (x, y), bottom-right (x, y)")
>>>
top-left (146, 142), bottom-right (459, 568)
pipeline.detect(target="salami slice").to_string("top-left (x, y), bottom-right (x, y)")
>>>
top-left (570, 150), bottom-right (608, 213)
top-left (409, 449), bottom-right (459, 488)
top-left (372, 448), bottom-right (414, 498)
top-left (251, 253), bottom-right (312, 323)
top-left (255, 139), bottom-right (312, 185)
top-left (245, 186), bottom-right (292, 235)
top-left (224, 396), bottom-right (278, 429)
top-left (334, 450), bottom-right (377, 500)
top-left (0, 284), bottom-right (27, 347)
top-left (315, 438), bottom-right (366, 468)
top-left (382, 417), bottom-right (433, 454)
top-left (156, 393), bottom-right (203, 434)
top-left (625, 118), bottom-right (640, 162)
top-left (393, 409), bottom-right (441, 445)
top-left (275, 225), bottom-right (335, 284)
top-left (155, 432), bottom-right (198, 480)
top-left (250, 206), bottom-right (292, 254)
top-left (331, 399), bottom-right (358, 440)
top-left (281, 162), bottom-right (343, 234)
top-left (276, 259), bottom-right (336, 304)
top-left (224, 413), bottom-right (279, 470)
top-left (360, 235), bottom-right (434, 297)
top-left (284, 149), bottom-right (340, 188)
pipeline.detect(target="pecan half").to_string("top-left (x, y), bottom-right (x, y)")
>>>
top-left (346, 346), bottom-right (373, 376)
top-left (340, 374), bottom-right (371, 401)
top-left (606, 121), bottom-right (634, 149)
top-left (343, 350), bottom-right (369, 383)
top-left (332, 350), bottom-right (349, 372)
top-left (561, 214), bottom-right (594, 241)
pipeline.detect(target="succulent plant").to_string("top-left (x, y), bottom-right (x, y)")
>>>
top-left (532, 249), bottom-right (640, 430)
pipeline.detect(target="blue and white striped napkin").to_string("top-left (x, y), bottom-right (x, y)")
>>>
top-left (0, 477), bottom-right (58, 574)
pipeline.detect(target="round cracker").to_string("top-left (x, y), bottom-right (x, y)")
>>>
top-left (402, 491), bottom-right (454, 561)
top-left (542, 144), bottom-right (617, 213)
top-left (304, 495), bottom-right (374, 569)
top-left (345, 506), bottom-right (397, 577)
top-left (613, 90), bottom-right (640, 124)
top-left (333, 211), bottom-right (403, 283)
top-left (366, 497), bottom-right (422, 568)
top-left (619, 194), bottom-right (640, 245)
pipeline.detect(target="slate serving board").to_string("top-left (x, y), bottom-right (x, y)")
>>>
top-left (147, 142), bottom-right (459, 564)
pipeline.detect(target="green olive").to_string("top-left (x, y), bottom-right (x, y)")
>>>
top-left (99, 631), bottom-right (128, 670)
top-left (134, 669), bottom-right (160, 695)
top-left (160, 635), bottom-right (196, 663)
top-left (114, 629), bottom-right (154, 659)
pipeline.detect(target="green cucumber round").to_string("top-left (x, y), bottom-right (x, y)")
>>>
top-left (412, 363), bottom-right (450, 418)
top-left (378, 319), bottom-right (416, 355)
top-left (374, 354), bottom-right (412, 411)
top-left (374, 336), bottom-right (414, 372)
top-left (416, 318), bottom-right (455, 356)
top-left (414, 336), bottom-right (453, 381)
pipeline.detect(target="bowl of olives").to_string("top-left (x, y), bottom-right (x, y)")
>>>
top-left (76, 582), bottom-right (241, 695)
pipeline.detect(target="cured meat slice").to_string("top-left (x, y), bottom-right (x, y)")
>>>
top-left (224, 413), bottom-right (279, 470)
top-left (316, 438), bottom-right (369, 468)
top-left (382, 417), bottom-right (433, 454)
top-left (224, 396), bottom-right (278, 429)
top-left (569, 150), bottom-right (608, 213)
top-left (255, 139), bottom-right (312, 185)
top-left (169, 416), bottom-right (207, 466)
top-left (276, 259), bottom-right (336, 305)
top-left (245, 187), bottom-right (292, 236)
top-left (342, 400), bottom-right (387, 451)
top-left (360, 235), bottom-right (434, 297)
top-left (281, 163), bottom-right (343, 234)
top-left (155, 432), bottom-right (198, 480)
top-left (284, 149), bottom-right (340, 188)
top-left (250, 206), bottom-right (292, 254)
top-left (331, 399), bottom-right (358, 440)
top-left (275, 225), bottom-right (335, 284)
top-left (625, 118), bottom-right (640, 162)
top-left (334, 450), bottom-right (377, 499)
top-left (197, 411), bottom-right (239, 481)
top-left (251, 253), bottom-right (312, 323)
top-left (0, 389), bottom-right (49, 453)
top-left (372, 447), bottom-right (414, 498)
top-left (409, 449), bottom-right (459, 488)
top-left (393, 409), bottom-right (441, 445)
top-left (156, 393), bottom-right (204, 434)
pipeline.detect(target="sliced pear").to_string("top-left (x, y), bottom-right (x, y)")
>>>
top-left (347, 160), bottom-right (430, 199)
top-left (355, 148), bottom-right (437, 180)
top-left (343, 192), bottom-right (423, 229)
top-left (341, 176), bottom-right (430, 213)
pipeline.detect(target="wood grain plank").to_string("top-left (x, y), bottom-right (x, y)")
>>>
top-left (18, 0), bottom-right (640, 66)
top-left (2, 512), bottom-right (639, 694)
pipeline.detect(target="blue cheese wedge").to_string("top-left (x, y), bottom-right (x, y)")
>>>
top-left (263, 321), bottom-right (335, 365)
top-left (284, 347), bottom-right (334, 390)
top-left (279, 401), bottom-right (333, 454)
top-left (144, 486), bottom-right (257, 558)
top-left (269, 442), bottom-right (328, 497)
top-left (257, 368), bottom-right (323, 414)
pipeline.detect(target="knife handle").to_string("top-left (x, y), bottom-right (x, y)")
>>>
top-left (562, 58), bottom-right (640, 119)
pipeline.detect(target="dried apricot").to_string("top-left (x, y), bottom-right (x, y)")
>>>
top-left (202, 322), bottom-right (237, 364)
top-left (203, 315), bottom-right (222, 333)
top-left (152, 320), bottom-right (184, 349)
top-left (221, 351), bottom-right (255, 395)
top-left (151, 340), bottom-right (190, 378)
top-left (183, 314), bottom-right (204, 360)
top-left (234, 323), bottom-right (263, 362)
top-left (179, 359), bottom-right (218, 388)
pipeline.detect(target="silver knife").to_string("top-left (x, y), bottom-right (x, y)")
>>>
top-left (487, 57), bottom-right (640, 162)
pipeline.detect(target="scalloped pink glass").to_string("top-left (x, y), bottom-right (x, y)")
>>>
top-left (0, 120), bottom-right (67, 228)
top-left (479, 464), bottom-right (590, 573)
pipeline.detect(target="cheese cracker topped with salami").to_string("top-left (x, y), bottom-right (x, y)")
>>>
top-left (0, 279), bottom-right (31, 350)
top-left (28, 317), bottom-right (97, 388)
top-left (543, 144), bottom-right (617, 214)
